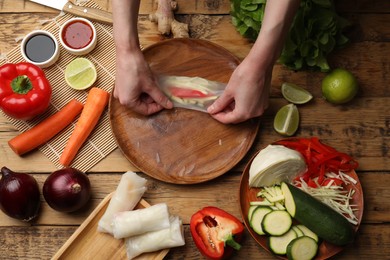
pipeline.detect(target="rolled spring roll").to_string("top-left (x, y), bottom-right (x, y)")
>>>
top-left (125, 215), bottom-right (185, 259)
top-left (112, 203), bottom-right (170, 239)
top-left (98, 171), bottom-right (147, 234)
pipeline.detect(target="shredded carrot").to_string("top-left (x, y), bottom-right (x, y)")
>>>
top-left (59, 87), bottom-right (110, 166)
top-left (8, 99), bottom-right (84, 156)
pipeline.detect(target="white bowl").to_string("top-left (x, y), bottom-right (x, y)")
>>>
top-left (59, 17), bottom-right (97, 56)
top-left (21, 30), bottom-right (60, 68)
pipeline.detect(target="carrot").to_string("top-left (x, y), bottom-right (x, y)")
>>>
top-left (8, 99), bottom-right (84, 156)
top-left (59, 87), bottom-right (110, 166)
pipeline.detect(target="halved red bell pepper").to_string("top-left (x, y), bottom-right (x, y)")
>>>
top-left (190, 206), bottom-right (244, 260)
top-left (0, 62), bottom-right (52, 120)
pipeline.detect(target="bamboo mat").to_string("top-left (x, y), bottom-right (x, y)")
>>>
top-left (0, 1), bottom-right (118, 172)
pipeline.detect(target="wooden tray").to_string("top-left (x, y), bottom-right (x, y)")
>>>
top-left (109, 39), bottom-right (260, 184)
top-left (239, 140), bottom-right (364, 259)
top-left (53, 193), bottom-right (169, 260)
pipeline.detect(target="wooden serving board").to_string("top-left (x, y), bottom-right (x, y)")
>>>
top-left (53, 193), bottom-right (169, 260)
top-left (109, 39), bottom-right (260, 184)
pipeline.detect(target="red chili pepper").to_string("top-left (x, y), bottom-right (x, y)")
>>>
top-left (190, 206), bottom-right (244, 260)
top-left (0, 62), bottom-right (52, 120)
top-left (169, 86), bottom-right (209, 98)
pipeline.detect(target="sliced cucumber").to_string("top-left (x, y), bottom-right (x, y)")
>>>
top-left (250, 206), bottom-right (272, 235)
top-left (281, 182), bottom-right (354, 246)
top-left (291, 225), bottom-right (304, 237)
top-left (287, 236), bottom-right (318, 260)
top-left (262, 210), bottom-right (292, 236)
top-left (248, 205), bottom-right (258, 222)
top-left (296, 224), bottom-right (319, 243)
top-left (269, 228), bottom-right (297, 255)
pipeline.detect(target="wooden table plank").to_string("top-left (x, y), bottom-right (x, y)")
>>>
top-left (2, 97), bottom-right (389, 172)
top-left (0, 223), bottom-right (389, 260)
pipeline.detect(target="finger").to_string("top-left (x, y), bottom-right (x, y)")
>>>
top-left (207, 93), bottom-right (234, 114)
top-left (131, 99), bottom-right (164, 115)
top-left (145, 84), bottom-right (173, 109)
top-left (210, 111), bottom-right (244, 124)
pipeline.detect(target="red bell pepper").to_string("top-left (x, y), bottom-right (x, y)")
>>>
top-left (169, 86), bottom-right (210, 98)
top-left (0, 62), bottom-right (52, 120)
top-left (275, 137), bottom-right (359, 187)
top-left (190, 206), bottom-right (244, 260)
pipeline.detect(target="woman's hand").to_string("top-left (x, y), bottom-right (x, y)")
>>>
top-left (113, 49), bottom-right (173, 115)
top-left (207, 59), bottom-right (272, 124)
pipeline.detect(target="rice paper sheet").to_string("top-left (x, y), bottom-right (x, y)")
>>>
top-left (158, 76), bottom-right (226, 112)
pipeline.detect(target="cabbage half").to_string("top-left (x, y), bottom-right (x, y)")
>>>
top-left (249, 145), bottom-right (307, 187)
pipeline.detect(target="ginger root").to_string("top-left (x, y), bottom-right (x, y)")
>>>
top-left (149, 0), bottom-right (189, 38)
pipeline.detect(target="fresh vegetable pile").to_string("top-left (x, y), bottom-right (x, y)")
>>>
top-left (230, 0), bottom-right (350, 71)
top-left (247, 137), bottom-right (361, 259)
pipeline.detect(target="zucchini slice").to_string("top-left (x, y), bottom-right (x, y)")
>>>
top-left (287, 236), bottom-right (318, 260)
top-left (262, 210), bottom-right (292, 236)
top-left (295, 224), bottom-right (319, 243)
top-left (250, 206), bottom-right (272, 235)
top-left (248, 205), bottom-right (258, 222)
top-left (291, 225), bottom-right (304, 237)
top-left (281, 182), bottom-right (354, 246)
top-left (269, 228), bottom-right (297, 255)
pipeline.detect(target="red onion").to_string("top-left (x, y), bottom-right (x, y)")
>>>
top-left (0, 167), bottom-right (40, 221)
top-left (43, 167), bottom-right (91, 213)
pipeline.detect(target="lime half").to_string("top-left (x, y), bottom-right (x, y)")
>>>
top-left (282, 82), bottom-right (313, 104)
top-left (65, 57), bottom-right (97, 90)
top-left (273, 103), bottom-right (299, 136)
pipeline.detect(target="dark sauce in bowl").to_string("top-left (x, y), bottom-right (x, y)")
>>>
top-left (61, 20), bottom-right (94, 49)
top-left (24, 34), bottom-right (56, 63)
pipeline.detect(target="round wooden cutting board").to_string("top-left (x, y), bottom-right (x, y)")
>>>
top-left (109, 39), bottom-right (260, 184)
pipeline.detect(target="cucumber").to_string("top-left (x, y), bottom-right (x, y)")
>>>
top-left (269, 228), bottom-right (297, 255)
top-left (281, 182), bottom-right (354, 246)
top-left (291, 225), bottom-right (304, 237)
top-left (250, 206), bottom-right (272, 235)
top-left (262, 210), bottom-right (292, 236)
top-left (248, 205), bottom-right (258, 222)
top-left (287, 236), bottom-right (318, 260)
top-left (295, 224), bottom-right (319, 243)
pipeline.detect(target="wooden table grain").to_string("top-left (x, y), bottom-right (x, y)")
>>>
top-left (1, 0), bottom-right (389, 259)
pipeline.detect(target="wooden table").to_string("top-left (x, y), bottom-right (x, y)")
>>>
top-left (1, 0), bottom-right (389, 259)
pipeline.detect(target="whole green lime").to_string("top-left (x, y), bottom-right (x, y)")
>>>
top-left (321, 68), bottom-right (358, 104)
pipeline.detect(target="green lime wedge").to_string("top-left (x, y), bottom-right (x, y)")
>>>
top-left (282, 82), bottom-right (313, 104)
top-left (273, 103), bottom-right (299, 136)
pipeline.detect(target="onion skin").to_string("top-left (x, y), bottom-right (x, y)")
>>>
top-left (43, 168), bottom-right (91, 213)
top-left (0, 167), bottom-right (40, 221)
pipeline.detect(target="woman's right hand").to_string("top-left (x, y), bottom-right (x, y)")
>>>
top-left (113, 49), bottom-right (173, 115)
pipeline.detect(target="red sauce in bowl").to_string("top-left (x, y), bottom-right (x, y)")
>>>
top-left (61, 20), bottom-right (93, 49)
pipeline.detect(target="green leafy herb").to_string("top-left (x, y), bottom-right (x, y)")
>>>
top-left (230, 0), bottom-right (350, 72)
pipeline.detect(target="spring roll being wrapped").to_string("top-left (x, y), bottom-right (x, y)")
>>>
top-left (125, 215), bottom-right (185, 259)
top-left (158, 76), bottom-right (226, 112)
top-left (112, 203), bottom-right (170, 239)
top-left (98, 171), bottom-right (147, 234)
